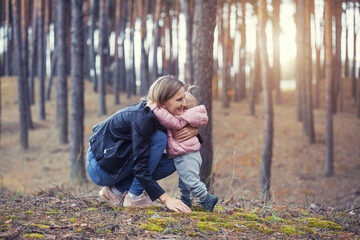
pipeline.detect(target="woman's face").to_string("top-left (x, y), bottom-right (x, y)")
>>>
top-left (162, 87), bottom-right (186, 115)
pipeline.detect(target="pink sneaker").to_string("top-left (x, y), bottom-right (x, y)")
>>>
top-left (123, 191), bottom-right (163, 208)
top-left (99, 186), bottom-right (124, 206)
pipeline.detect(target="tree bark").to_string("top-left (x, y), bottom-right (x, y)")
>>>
top-left (180, 0), bottom-right (194, 85)
top-left (258, 0), bottom-right (273, 202)
top-left (140, 0), bottom-right (150, 96)
top-left (114, 0), bottom-right (121, 104)
top-left (351, 0), bottom-right (357, 100)
top-left (273, 0), bottom-right (281, 104)
top-left (56, 0), bottom-right (68, 144)
top-left (152, 0), bottom-right (162, 84)
top-left (12, 0), bottom-right (28, 149)
top-left (37, 0), bottom-right (46, 120)
top-left (222, 1), bottom-right (231, 108)
top-left (324, 0), bottom-right (333, 177)
top-left (89, 0), bottom-right (98, 92)
top-left (192, 0), bottom-right (216, 190)
top-left (29, 2), bottom-right (38, 105)
top-left (70, 0), bottom-right (87, 185)
top-left (98, 0), bottom-right (107, 115)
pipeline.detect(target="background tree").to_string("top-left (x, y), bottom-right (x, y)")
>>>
top-left (180, 0), bottom-right (194, 85)
top-left (98, 0), bottom-right (107, 116)
top-left (192, 0), bottom-right (217, 189)
top-left (273, 0), bottom-right (281, 104)
top-left (37, 0), bottom-right (46, 120)
top-left (89, 0), bottom-right (98, 92)
top-left (257, 0), bottom-right (273, 202)
top-left (70, 0), bottom-right (87, 184)
top-left (222, 1), bottom-right (231, 108)
top-left (324, 0), bottom-right (333, 177)
top-left (29, 2), bottom-right (37, 105)
top-left (11, 0), bottom-right (28, 149)
top-left (56, 0), bottom-right (68, 144)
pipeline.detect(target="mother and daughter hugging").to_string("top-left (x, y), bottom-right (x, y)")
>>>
top-left (86, 75), bottom-right (218, 213)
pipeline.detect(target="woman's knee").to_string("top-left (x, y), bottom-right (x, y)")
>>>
top-left (151, 130), bottom-right (167, 149)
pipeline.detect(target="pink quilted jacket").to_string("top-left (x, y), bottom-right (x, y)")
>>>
top-left (150, 104), bottom-right (208, 158)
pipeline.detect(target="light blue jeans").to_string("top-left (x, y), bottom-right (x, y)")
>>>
top-left (174, 151), bottom-right (208, 201)
top-left (86, 130), bottom-right (176, 195)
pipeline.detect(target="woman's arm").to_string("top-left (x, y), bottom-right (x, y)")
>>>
top-left (159, 193), bottom-right (191, 213)
top-left (172, 125), bottom-right (199, 142)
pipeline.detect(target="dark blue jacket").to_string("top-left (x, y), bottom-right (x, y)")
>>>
top-left (89, 101), bottom-right (166, 201)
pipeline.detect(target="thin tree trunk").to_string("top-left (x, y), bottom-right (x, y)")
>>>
top-left (334, 0), bottom-right (342, 113)
top-left (351, 0), bottom-right (357, 101)
top-left (46, 47), bottom-right (57, 100)
top-left (56, 0), bottom-right (68, 144)
top-left (70, 0), bottom-right (87, 184)
top-left (222, 1), bottom-right (231, 108)
top-left (98, 0), bottom-right (107, 115)
top-left (344, 3), bottom-right (349, 78)
top-left (29, 2), bottom-right (37, 105)
top-left (180, 0), bottom-right (193, 85)
top-left (21, 0), bottom-right (33, 130)
top-left (239, 0), bottom-right (246, 101)
top-left (5, 0), bottom-right (11, 76)
top-left (37, 0), bottom-right (46, 120)
top-left (114, 0), bottom-right (121, 104)
top-left (273, 0), bottom-right (281, 104)
top-left (89, 0), bottom-right (98, 92)
top-left (192, 0), bottom-right (216, 190)
top-left (140, 0), bottom-right (150, 96)
top-left (258, 0), bottom-right (273, 203)
top-left (152, 0), bottom-right (162, 84)
top-left (324, 0), bottom-right (333, 177)
top-left (12, 0), bottom-right (28, 149)
top-left (315, 47), bottom-right (321, 108)
top-left (119, 0), bottom-right (127, 92)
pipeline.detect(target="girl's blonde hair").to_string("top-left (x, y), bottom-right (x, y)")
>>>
top-left (146, 75), bottom-right (185, 106)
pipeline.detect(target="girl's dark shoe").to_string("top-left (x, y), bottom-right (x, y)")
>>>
top-left (199, 194), bottom-right (218, 212)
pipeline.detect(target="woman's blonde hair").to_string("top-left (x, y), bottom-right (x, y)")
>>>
top-left (146, 75), bottom-right (185, 106)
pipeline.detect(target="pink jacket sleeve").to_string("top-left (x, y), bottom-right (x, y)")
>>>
top-left (151, 104), bottom-right (208, 130)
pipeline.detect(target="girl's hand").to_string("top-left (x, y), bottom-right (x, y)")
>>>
top-left (173, 125), bottom-right (198, 142)
top-left (159, 193), bottom-right (191, 213)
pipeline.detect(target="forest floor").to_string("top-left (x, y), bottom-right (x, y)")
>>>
top-left (0, 76), bottom-right (360, 239)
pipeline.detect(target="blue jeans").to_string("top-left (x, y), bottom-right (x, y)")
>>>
top-left (87, 130), bottom-right (176, 195)
top-left (174, 151), bottom-right (208, 201)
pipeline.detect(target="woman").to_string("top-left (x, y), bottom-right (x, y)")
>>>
top-left (87, 75), bottom-right (197, 213)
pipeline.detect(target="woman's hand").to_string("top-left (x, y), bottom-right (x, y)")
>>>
top-left (159, 193), bottom-right (191, 213)
top-left (173, 125), bottom-right (198, 142)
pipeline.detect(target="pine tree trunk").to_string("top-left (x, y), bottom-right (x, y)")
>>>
top-left (180, 0), bottom-right (194, 85)
top-left (140, 0), bottom-right (150, 96)
top-left (258, 0), bottom-right (273, 203)
top-left (239, 0), bottom-right (246, 101)
top-left (98, 0), bottom-right (107, 115)
top-left (192, 0), bottom-right (216, 190)
top-left (89, 0), bottom-right (98, 92)
top-left (222, 1), bottom-right (231, 108)
top-left (56, 0), bottom-right (68, 144)
top-left (5, 0), bottom-right (11, 76)
top-left (344, 4), bottom-right (349, 78)
top-left (29, 2), bottom-right (37, 105)
top-left (70, 0), bottom-right (87, 184)
top-left (324, 0), bottom-right (333, 177)
top-left (119, 0), bottom-right (127, 92)
top-left (334, 0), bottom-right (342, 113)
top-left (37, 0), bottom-right (46, 120)
top-left (152, 0), bottom-right (161, 84)
top-left (273, 0), bottom-right (281, 104)
top-left (351, 0), bottom-right (357, 100)
top-left (114, 0), bottom-right (121, 104)
top-left (12, 0), bottom-right (28, 149)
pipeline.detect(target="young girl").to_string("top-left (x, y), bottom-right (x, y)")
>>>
top-left (150, 88), bottom-right (218, 211)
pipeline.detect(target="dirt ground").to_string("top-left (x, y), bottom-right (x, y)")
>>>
top-left (1, 76), bottom-right (359, 209)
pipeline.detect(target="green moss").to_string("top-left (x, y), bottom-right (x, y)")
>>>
top-left (30, 223), bottom-right (49, 229)
top-left (70, 218), bottom-right (77, 222)
top-left (86, 208), bottom-right (97, 212)
top-left (188, 232), bottom-right (199, 236)
top-left (95, 228), bottom-right (111, 234)
top-left (75, 229), bottom-right (84, 233)
top-left (233, 213), bottom-right (261, 222)
top-left (196, 221), bottom-right (219, 232)
top-left (281, 225), bottom-right (297, 235)
top-left (141, 223), bottom-right (164, 232)
top-left (23, 233), bottom-right (45, 238)
top-left (148, 217), bottom-right (178, 226)
top-left (45, 209), bottom-right (61, 214)
top-left (214, 206), bottom-right (225, 211)
top-left (302, 218), bottom-right (343, 230)
top-left (146, 210), bottom-right (155, 215)
top-left (24, 211), bottom-right (35, 214)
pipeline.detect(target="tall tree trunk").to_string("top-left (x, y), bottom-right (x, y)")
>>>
top-left (239, 0), bottom-right (246, 101)
top-left (119, 0), bottom-right (127, 92)
top-left (37, 0), bottom-right (46, 120)
top-left (12, 0), bottom-right (28, 149)
top-left (5, 0), bottom-right (11, 76)
top-left (258, 0), bottom-right (273, 202)
top-left (98, 0), bottom-right (107, 116)
top-left (324, 0), bottom-right (333, 177)
top-left (304, 0), bottom-right (315, 143)
top-left (334, 0), bottom-right (342, 113)
top-left (89, 0), bottom-right (98, 92)
top-left (152, 0), bottom-right (162, 84)
top-left (140, 0), bottom-right (150, 96)
top-left (56, 0), bottom-right (68, 144)
top-left (315, 47), bottom-right (321, 108)
top-left (180, 0), bottom-right (194, 85)
top-left (114, 0), bottom-right (121, 104)
top-left (222, 1), bottom-right (231, 108)
top-left (29, 2), bottom-right (37, 105)
top-left (70, 0), bottom-right (87, 184)
top-left (273, 0), bottom-right (281, 104)
top-left (192, 0), bottom-right (216, 190)
top-left (127, 0), bottom-right (136, 97)
top-left (351, 0), bottom-right (357, 100)
top-left (344, 3), bottom-right (349, 78)
top-left (21, 0), bottom-right (33, 130)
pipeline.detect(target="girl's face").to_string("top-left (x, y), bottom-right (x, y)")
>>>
top-left (162, 87), bottom-right (186, 115)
